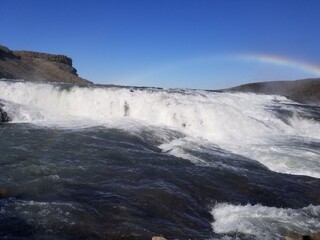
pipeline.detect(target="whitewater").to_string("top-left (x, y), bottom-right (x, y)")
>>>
top-left (0, 79), bottom-right (320, 239)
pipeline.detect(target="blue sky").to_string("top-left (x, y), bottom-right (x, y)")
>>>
top-left (1, 0), bottom-right (320, 89)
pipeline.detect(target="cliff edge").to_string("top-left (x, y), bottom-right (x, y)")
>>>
top-left (0, 45), bottom-right (91, 84)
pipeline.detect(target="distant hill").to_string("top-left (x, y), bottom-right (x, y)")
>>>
top-left (227, 78), bottom-right (320, 104)
top-left (0, 45), bottom-right (91, 84)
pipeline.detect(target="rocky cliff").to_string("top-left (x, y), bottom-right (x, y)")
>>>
top-left (227, 78), bottom-right (320, 104)
top-left (0, 45), bottom-right (91, 84)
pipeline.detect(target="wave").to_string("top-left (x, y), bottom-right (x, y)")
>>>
top-left (211, 203), bottom-right (320, 239)
top-left (1, 80), bottom-right (320, 178)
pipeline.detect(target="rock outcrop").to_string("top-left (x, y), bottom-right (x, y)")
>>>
top-left (0, 44), bottom-right (91, 84)
top-left (284, 232), bottom-right (320, 240)
top-left (151, 237), bottom-right (167, 240)
top-left (226, 78), bottom-right (320, 104)
top-left (0, 102), bottom-right (11, 122)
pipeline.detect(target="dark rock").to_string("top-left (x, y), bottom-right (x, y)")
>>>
top-left (0, 44), bottom-right (91, 84)
top-left (124, 101), bottom-right (130, 116)
top-left (0, 45), bottom-right (17, 60)
top-left (0, 108), bottom-right (11, 122)
top-left (0, 45), bottom-right (13, 55)
top-left (0, 102), bottom-right (11, 122)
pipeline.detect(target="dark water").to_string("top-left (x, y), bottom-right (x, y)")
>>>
top-left (1, 80), bottom-right (320, 239)
top-left (0, 123), bottom-right (319, 240)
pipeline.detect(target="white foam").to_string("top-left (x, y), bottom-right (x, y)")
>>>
top-left (1, 80), bottom-right (320, 178)
top-left (226, 140), bottom-right (320, 178)
top-left (211, 203), bottom-right (320, 239)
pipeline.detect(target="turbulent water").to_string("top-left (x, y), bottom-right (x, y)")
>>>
top-left (0, 79), bottom-right (320, 239)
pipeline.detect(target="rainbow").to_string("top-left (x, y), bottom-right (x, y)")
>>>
top-left (118, 53), bottom-right (320, 85)
top-left (236, 53), bottom-right (320, 76)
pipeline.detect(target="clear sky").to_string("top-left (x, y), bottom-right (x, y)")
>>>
top-left (1, 0), bottom-right (320, 89)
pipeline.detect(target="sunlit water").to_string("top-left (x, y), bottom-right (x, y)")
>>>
top-left (0, 80), bottom-right (320, 239)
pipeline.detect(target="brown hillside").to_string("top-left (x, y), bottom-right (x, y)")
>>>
top-left (227, 79), bottom-right (320, 104)
top-left (0, 45), bottom-right (91, 84)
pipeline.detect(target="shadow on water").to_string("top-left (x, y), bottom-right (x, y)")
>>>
top-left (0, 124), bottom-right (320, 239)
top-left (267, 102), bottom-right (320, 123)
